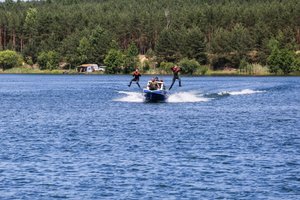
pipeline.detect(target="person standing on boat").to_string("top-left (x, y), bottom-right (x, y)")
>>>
top-left (169, 65), bottom-right (182, 90)
top-left (128, 68), bottom-right (141, 88)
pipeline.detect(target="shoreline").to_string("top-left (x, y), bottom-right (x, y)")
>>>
top-left (1, 68), bottom-right (299, 76)
top-left (1, 72), bottom-right (299, 77)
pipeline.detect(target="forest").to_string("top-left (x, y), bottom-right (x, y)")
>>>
top-left (0, 0), bottom-right (299, 74)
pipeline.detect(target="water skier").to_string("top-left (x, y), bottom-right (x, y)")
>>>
top-left (128, 68), bottom-right (141, 88)
top-left (169, 65), bottom-right (182, 90)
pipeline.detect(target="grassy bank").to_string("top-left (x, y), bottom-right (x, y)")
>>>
top-left (0, 68), bottom-right (94, 74)
top-left (0, 68), bottom-right (65, 74)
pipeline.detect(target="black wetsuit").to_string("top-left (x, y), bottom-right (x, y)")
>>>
top-left (128, 72), bottom-right (141, 88)
top-left (169, 67), bottom-right (181, 90)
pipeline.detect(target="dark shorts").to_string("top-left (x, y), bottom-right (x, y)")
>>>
top-left (173, 75), bottom-right (179, 80)
top-left (131, 78), bottom-right (139, 82)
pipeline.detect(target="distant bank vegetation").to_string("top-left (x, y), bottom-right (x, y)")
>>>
top-left (0, 0), bottom-right (299, 75)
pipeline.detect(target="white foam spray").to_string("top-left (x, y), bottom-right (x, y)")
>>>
top-left (114, 89), bottom-right (265, 103)
top-left (114, 91), bottom-right (144, 102)
top-left (219, 89), bottom-right (266, 96)
top-left (167, 92), bottom-right (210, 103)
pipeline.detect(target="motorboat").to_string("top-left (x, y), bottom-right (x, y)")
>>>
top-left (143, 80), bottom-right (168, 102)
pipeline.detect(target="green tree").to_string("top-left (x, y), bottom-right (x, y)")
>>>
top-left (267, 48), bottom-right (295, 74)
top-left (104, 49), bottom-right (124, 74)
top-left (77, 37), bottom-right (92, 64)
top-left (178, 58), bottom-right (200, 75)
top-left (183, 27), bottom-right (207, 64)
top-left (123, 42), bottom-right (139, 73)
top-left (0, 0), bottom-right (299, 69)
top-left (89, 26), bottom-right (113, 64)
top-left (60, 29), bottom-right (89, 67)
top-left (0, 50), bottom-right (22, 70)
top-left (210, 24), bottom-right (253, 68)
top-left (155, 28), bottom-right (182, 62)
top-left (278, 49), bottom-right (296, 74)
top-left (267, 39), bottom-right (296, 74)
top-left (292, 56), bottom-right (300, 72)
top-left (23, 8), bottom-right (39, 61)
top-left (267, 47), bottom-right (281, 74)
top-left (24, 8), bottom-right (38, 39)
top-left (37, 51), bottom-right (60, 70)
top-left (159, 61), bottom-right (174, 73)
top-left (109, 40), bottom-right (120, 50)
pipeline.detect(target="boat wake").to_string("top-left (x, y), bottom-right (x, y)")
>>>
top-left (167, 92), bottom-right (210, 103)
top-left (114, 91), bottom-right (210, 103)
top-left (204, 89), bottom-right (266, 99)
top-left (218, 89), bottom-right (266, 96)
top-left (114, 91), bottom-right (144, 102)
top-left (114, 89), bottom-right (266, 103)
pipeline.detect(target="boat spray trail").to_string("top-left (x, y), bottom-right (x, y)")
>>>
top-left (218, 89), bottom-right (266, 96)
top-left (115, 89), bottom-right (265, 103)
top-left (114, 91), bottom-right (144, 102)
top-left (167, 91), bottom-right (210, 103)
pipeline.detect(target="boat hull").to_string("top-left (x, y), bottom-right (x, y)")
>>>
top-left (143, 89), bottom-right (167, 102)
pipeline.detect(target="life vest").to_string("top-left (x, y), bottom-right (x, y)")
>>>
top-left (172, 67), bottom-right (181, 73)
top-left (133, 71), bottom-right (140, 76)
top-left (149, 81), bottom-right (158, 90)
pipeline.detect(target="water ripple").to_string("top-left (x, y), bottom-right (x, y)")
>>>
top-left (0, 75), bottom-right (299, 199)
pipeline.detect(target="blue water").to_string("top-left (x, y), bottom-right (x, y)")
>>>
top-left (0, 75), bottom-right (299, 199)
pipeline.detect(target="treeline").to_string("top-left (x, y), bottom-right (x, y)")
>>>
top-left (0, 0), bottom-right (299, 74)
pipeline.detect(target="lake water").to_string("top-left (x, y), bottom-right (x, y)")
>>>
top-left (0, 75), bottom-right (299, 199)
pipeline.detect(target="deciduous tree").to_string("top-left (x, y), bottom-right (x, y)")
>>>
top-left (0, 50), bottom-right (22, 70)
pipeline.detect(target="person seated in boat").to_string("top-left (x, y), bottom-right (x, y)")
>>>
top-left (148, 78), bottom-right (159, 90)
top-left (157, 79), bottom-right (164, 89)
top-left (154, 77), bottom-right (162, 89)
top-left (157, 82), bottom-right (161, 89)
top-left (159, 79), bottom-right (165, 90)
